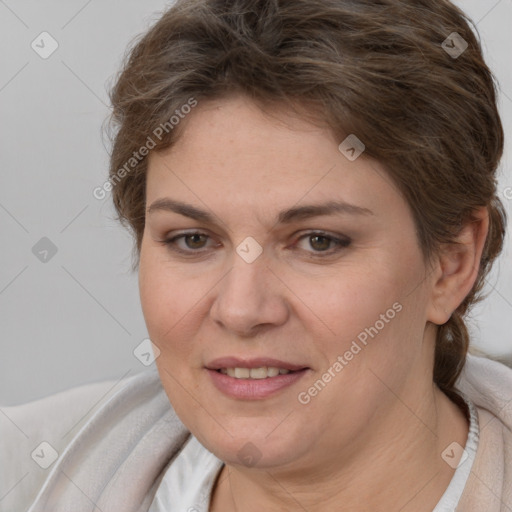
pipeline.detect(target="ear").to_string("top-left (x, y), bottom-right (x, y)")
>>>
top-left (426, 207), bottom-right (489, 325)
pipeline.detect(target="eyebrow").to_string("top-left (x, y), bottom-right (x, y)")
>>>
top-left (147, 198), bottom-right (373, 225)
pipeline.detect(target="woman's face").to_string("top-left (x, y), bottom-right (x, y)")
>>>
top-left (139, 95), bottom-right (438, 470)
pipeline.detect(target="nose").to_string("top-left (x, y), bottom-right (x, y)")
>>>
top-left (209, 255), bottom-right (289, 337)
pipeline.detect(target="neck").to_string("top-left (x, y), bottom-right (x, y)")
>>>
top-left (210, 383), bottom-right (469, 512)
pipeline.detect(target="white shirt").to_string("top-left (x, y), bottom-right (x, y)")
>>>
top-left (433, 397), bottom-right (479, 512)
top-left (149, 397), bottom-right (479, 512)
top-left (148, 435), bottom-right (224, 512)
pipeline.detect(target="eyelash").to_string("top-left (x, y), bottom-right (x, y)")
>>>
top-left (158, 231), bottom-right (352, 258)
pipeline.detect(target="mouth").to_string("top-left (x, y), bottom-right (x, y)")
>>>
top-left (205, 357), bottom-right (310, 399)
top-left (217, 366), bottom-right (296, 378)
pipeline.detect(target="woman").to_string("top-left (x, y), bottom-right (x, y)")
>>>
top-left (2, 0), bottom-right (511, 510)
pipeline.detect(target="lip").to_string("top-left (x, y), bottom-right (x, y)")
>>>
top-left (206, 356), bottom-right (307, 372)
top-left (205, 357), bottom-right (310, 400)
top-left (207, 369), bottom-right (309, 400)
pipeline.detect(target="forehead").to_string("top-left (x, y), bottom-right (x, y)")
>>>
top-left (145, 96), bottom-right (406, 227)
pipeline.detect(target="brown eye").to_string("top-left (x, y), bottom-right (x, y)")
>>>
top-left (294, 231), bottom-right (351, 256)
top-left (309, 235), bottom-right (332, 251)
top-left (160, 231), bottom-right (217, 256)
top-left (183, 233), bottom-right (208, 249)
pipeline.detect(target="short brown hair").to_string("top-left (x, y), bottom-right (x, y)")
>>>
top-left (106, 0), bottom-right (507, 397)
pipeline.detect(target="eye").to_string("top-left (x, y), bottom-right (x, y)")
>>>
top-left (160, 232), bottom-right (218, 255)
top-left (158, 230), bottom-right (351, 258)
top-left (293, 232), bottom-right (351, 256)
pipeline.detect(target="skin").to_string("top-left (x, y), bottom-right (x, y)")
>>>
top-left (139, 95), bottom-right (489, 511)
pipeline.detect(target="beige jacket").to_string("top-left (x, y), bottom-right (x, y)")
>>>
top-left (1, 354), bottom-right (511, 512)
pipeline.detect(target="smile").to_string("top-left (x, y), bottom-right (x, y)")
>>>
top-left (206, 366), bottom-right (308, 399)
top-left (218, 367), bottom-right (291, 379)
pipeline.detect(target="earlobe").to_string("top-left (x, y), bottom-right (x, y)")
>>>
top-left (426, 207), bottom-right (489, 326)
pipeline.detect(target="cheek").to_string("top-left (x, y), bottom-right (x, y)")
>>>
top-left (309, 267), bottom-right (402, 340)
top-left (138, 254), bottom-right (206, 416)
top-left (307, 253), bottom-right (427, 376)
top-left (138, 249), bottom-right (213, 363)
top-left (139, 250), bottom-right (183, 349)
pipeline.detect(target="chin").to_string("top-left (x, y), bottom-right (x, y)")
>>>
top-left (188, 416), bottom-right (307, 469)
top-left (213, 437), bottom-right (302, 469)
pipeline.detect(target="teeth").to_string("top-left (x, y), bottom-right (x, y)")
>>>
top-left (267, 367), bottom-right (280, 377)
top-left (249, 367), bottom-right (268, 379)
top-left (234, 367), bottom-right (250, 379)
top-left (219, 366), bottom-right (292, 379)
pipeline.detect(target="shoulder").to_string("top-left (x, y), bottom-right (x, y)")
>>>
top-left (0, 378), bottom-right (118, 511)
top-left (1, 377), bottom-right (121, 442)
top-left (456, 354), bottom-right (512, 510)
top-left (0, 370), bottom-right (189, 512)
top-left (457, 353), bottom-right (512, 425)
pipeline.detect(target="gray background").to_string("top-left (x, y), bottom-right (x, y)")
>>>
top-left (1, 0), bottom-right (511, 406)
